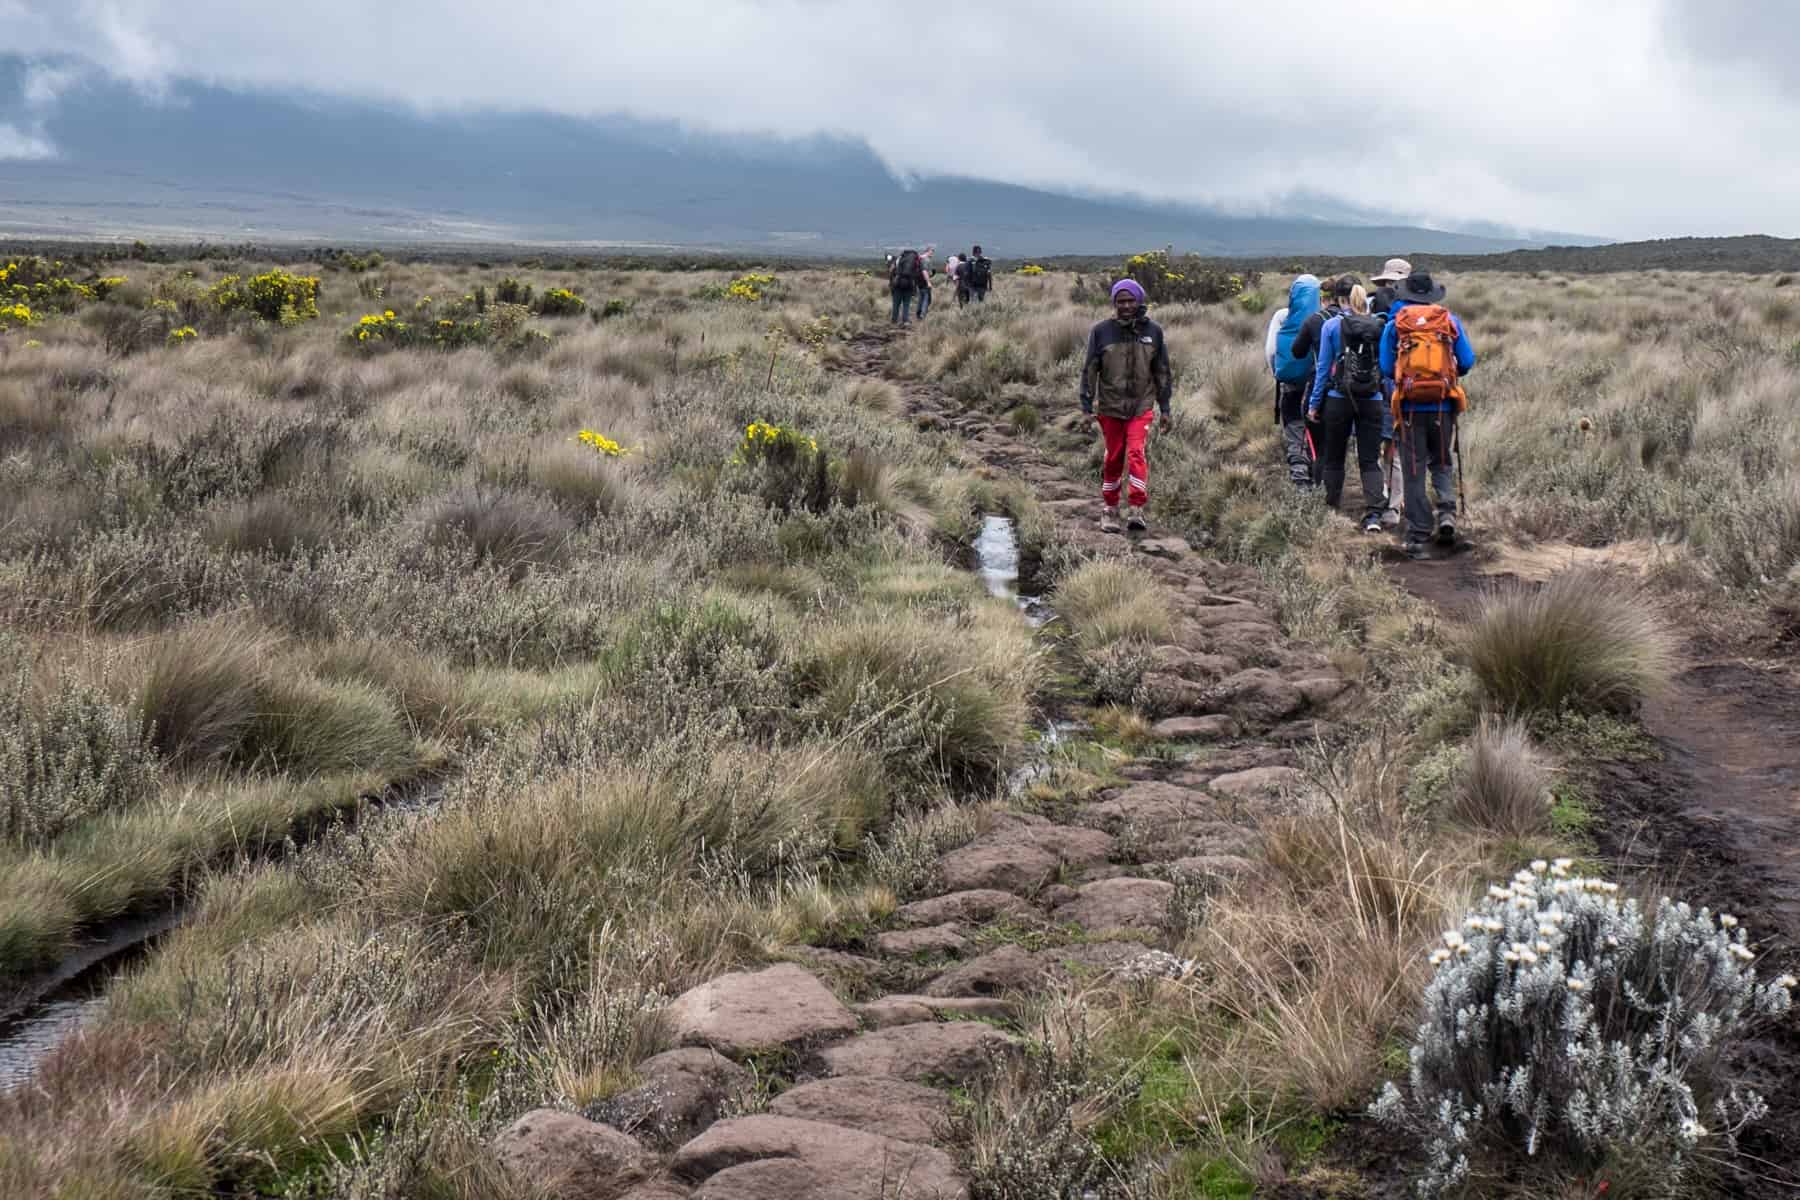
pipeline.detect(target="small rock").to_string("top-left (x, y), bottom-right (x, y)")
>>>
top-left (1268, 718), bottom-right (1333, 744)
top-left (924, 944), bottom-right (1043, 998)
top-left (592, 1048), bottom-right (748, 1148)
top-left (897, 890), bottom-right (1041, 927)
top-left (1294, 676), bottom-right (1350, 706)
top-left (495, 1109), bottom-right (649, 1200)
top-left (874, 924), bottom-right (969, 959)
top-left (1039, 941), bottom-right (1153, 983)
top-left (936, 841), bottom-right (1059, 895)
top-left (673, 1116), bottom-right (966, 1200)
top-left (1208, 766), bottom-right (1306, 798)
top-left (1133, 672), bottom-right (1210, 717)
top-left (855, 994), bottom-right (1017, 1029)
top-left (768, 1076), bottom-right (951, 1145)
top-left (664, 964), bottom-right (858, 1057)
top-left (1136, 536), bottom-right (1189, 560)
top-left (820, 1022), bottom-right (1016, 1085)
top-left (1038, 884), bottom-right (1079, 908)
top-left (1150, 715), bottom-right (1240, 741)
top-left (1150, 646), bottom-right (1239, 682)
top-left (1051, 877), bottom-right (1175, 933)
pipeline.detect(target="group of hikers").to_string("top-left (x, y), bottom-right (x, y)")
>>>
top-left (885, 245), bottom-right (993, 324)
top-left (1080, 256), bottom-right (1475, 558)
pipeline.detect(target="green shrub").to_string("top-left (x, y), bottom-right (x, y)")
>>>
top-left (1, 641), bottom-right (161, 848)
top-left (1108, 249), bottom-right (1258, 306)
top-left (1463, 569), bottom-right (1673, 715)
top-left (495, 277), bottom-right (534, 306)
top-left (207, 270), bottom-right (320, 322)
top-left (1054, 561), bottom-right (1174, 652)
top-left (601, 298), bottom-right (631, 320)
top-left (534, 287), bottom-right (586, 316)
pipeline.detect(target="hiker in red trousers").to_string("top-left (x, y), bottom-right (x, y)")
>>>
top-left (1080, 278), bottom-right (1173, 532)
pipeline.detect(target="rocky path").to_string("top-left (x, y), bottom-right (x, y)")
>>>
top-left (491, 330), bottom-right (1356, 1199)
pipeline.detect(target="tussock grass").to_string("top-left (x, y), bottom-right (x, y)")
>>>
top-left (419, 487), bottom-right (574, 575)
top-left (1444, 716), bottom-right (1552, 840)
top-left (527, 442), bottom-right (626, 514)
top-left (205, 494), bottom-right (332, 557)
top-left (135, 620), bottom-right (278, 766)
top-left (1054, 560), bottom-right (1175, 652)
top-left (1464, 568), bottom-right (1674, 715)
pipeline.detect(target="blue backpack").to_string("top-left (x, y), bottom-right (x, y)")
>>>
top-left (1272, 277), bottom-right (1322, 382)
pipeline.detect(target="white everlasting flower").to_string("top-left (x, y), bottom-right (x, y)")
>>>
top-left (1537, 940), bottom-right (1553, 954)
top-left (1443, 931), bottom-right (1465, 949)
top-left (1552, 857), bottom-right (1574, 872)
top-left (1488, 886), bottom-right (1513, 900)
top-left (1567, 978), bottom-right (1587, 992)
top-left (1483, 920), bottom-right (1504, 933)
top-left (1776, 974), bottom-right (1797, 990)
top-left (1729, 944), bottom-right (1755, 962)
top-left (1553, 881), bottom-right (1570, 895)
top-left (1606, 935), bottom-right (1619, 947)
top-left (1465, 916), bottom-right (1485, 930)
top-left (1530, 859), bottom-right (1549, 874)
top-left (1503, 950), bottom-right (1520, 964)
top-left (1457, 944), bottom-right (1472, 957)
top-left (1719, 914), bottom-right (1738, 928)
top-left (1538, 923), bottom-right (1557, 937)
top-left (1520, 949), bottom-right (1539, 965)
top-left (1681, 1119), bottom-right (1708, 1140)
top-left (1430, 948), bottom-right (1452, 965)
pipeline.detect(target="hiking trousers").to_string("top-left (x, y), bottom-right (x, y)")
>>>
top-left (1321, 391), bottom-right (1387, 520)
top-left (915, 287), bottom-right (931, 319)
top-left (1399, 410), bottom-right (1458, 541)
top-left (890, 289), bottom-right (913, 324)
top-left (1277, 380), bottom-right (1321, 487)
top-left (1098, 410), bottom-right (1154, 509)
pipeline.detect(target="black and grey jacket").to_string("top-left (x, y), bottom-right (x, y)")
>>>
top-left (1079, 315), bottom-right (1173, 419)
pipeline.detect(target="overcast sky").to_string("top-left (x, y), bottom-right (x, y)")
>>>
top-left (2, 0), bottom-right (1795, 240)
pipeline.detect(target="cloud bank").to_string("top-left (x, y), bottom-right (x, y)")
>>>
top-left (1, 0), bottom-right (1794, 239)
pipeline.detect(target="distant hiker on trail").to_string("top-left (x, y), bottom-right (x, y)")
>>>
top-left (916, 249), bottom-right (935, 320)
top-left (888, 248), bottom-right (926, 325)
top-left (1306, 284), bottom-right (1390, 531)
top-left (1265, 274), bottom-right (1323, 489)
top-left (1369, 258), bottom-right (1411, 317)
top-left (962, 246), bottom-right (993, 304)
top-left (1080, 279), bottom-right (1173, 533)
top-left (1381, 270), bottom-right (1476, 559)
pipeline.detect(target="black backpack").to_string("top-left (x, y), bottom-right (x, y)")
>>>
top-left (966, 256), bottom-right (992, 289)
top-left (892, 250), bottom-right (919, 292)
top-left (1335, 313), bottom-right (1383, 399)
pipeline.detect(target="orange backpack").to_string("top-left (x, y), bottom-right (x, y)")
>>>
top-left (1391, 304), bottom-right (1467, 419)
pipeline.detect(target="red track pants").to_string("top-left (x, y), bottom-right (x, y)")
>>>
top-left (1098, 410), bottom-right (1153, 508)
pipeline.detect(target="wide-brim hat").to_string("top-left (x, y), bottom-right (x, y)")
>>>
top-left (1396, 271), bottom-right (1447, 305)
top-left (1371, 257), bottom-right (1412, 284)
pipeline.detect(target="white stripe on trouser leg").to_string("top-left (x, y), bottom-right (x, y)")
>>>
top-left (1102, 481), bottom-right (1121, 493)
top-left (1128, 477), bottom-right (1146, 489)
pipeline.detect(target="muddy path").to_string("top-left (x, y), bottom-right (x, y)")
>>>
top-left (1384, 542), bottom-right (1800, 1190)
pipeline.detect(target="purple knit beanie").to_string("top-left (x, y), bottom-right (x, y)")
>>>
top-left (1110, 278), bottom-right (1146, 303)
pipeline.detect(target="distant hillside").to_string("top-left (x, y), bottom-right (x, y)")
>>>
top-left (1046, 236), bottom-right (1800, 278)
top-left (0, 57), bottom-right (1597, 258)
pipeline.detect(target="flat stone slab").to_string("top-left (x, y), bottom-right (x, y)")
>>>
top-left (1082, 780), bottom-right (1219, 832)
top-left (592, 1048), bottom-right (748, 1149)
top-left (897, 890), bottom-right (1041, 928)
top-left (820, 1022), bottom-right (1016, 1085)
top-left (936, 840), bottom-right (1059, 895)
top-left (923, 944), bottom-right (1044, 998)
top-left (1150, 715), bottom-right (1240, 741)
top-left (768, 1076), bottom-right (952, 1146)
top-left (495, 1109), bottom-right (649, 1200)
top-left (1050, 877), bottom-right (1174, 934)
top-left (664, 963), bottom-right (858, 1057)
top-left (1203, 669), bottom-right (1306, 725)
top-left (875, 924), bottom-right (969, 959)
top-left (1208, 765), bottom-right (1307, 798)
top-left (672, 1116), bottom-right (966, 1200)
top-left (855, 994), bottom-right (1017, 1029)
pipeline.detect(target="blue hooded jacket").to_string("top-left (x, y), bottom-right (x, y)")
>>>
top-left (1378, 299), bottom-right (1476, 415)
top-left (1271, 275), bottom-right (1321, 383)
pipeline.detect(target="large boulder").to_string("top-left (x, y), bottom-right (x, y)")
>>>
top-left (494, 1109), bottom-right (649, 1200)
top-left (820, 1021), bottom-right (1016, 1085)
top-left (1050, 877), bottom-right (1175, 934)
top-left (671, 1116), bottom-right (967, 1200)
top-left (923, 944), bottom-right (1043, 998)
top-left (1204, 669), bottom-right (1306, 725)
top-left (768, 1076), bottom-right (952, 1146)
top-left (664, 964), bottom-right (858, 1058)
top-left (896, 890), bottom-right (1041, 928)
top-left (591, 1048), bottom-right (749, 1148)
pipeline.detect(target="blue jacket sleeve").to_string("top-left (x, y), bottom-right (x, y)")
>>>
top-left (1307, 318), bottom-right (1339, 411)
top-left (1378, 317), bottom-right (1398, 380)
top-left (1452, 315), bottom-right (1476, 375)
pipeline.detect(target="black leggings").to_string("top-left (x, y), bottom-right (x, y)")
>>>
top-left (1320, 391), bottom-right (1387, 516)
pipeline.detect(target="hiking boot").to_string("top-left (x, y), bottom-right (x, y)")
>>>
top-left (1403, 540), bottom-right (1431, 561)
top-left (1126, 509), bottom-right (1148, 532)
top-left (1380, 508), bottom-right (1402, 528)
top-left (1435, 515), bottom-right (1457, 546)
top-left (1361, 514), bottom-right (1383, 534)
top-left (1099, 506), bottom-right (1122, 534)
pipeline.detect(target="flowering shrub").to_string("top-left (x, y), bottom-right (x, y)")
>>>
top-left (167, 326), bottom-right (199, 346)
top-left (1373, 860), bottom-right (1796, 1194)
top-left (1015, 264), bottom-right (1046, 276)
top-left (725, 273), bottom-right (776, 302)
top-left (208, 270), bottom-right (321, 323)
top-left (1236, 290), bottom-right (1269, 314)
top-left (534, 287), bottom-right (586, 316)
top-left (736, 420), bottom-right (829, 513)
top-left (346, 310), bottom-right (487, 350)
top-left (2, 259), bottom-right (118, 312)
top-left (1106, 249), bottom-right (1259, 306)
top-left (0, 302), bottom-right (33, 329)
top-left (573, 429), bottom-right (627, 457)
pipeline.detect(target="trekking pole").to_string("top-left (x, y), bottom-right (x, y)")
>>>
top-left (1453, 421), bottom-right (1467, 517)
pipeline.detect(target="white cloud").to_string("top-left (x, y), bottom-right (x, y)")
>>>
top-left (0, 0), bottom-right (1795, 237)
top-left (0, 120), bottom-right (56, 159)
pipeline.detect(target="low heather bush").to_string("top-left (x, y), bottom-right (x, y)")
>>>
top-left (1464, 569), bottom-right (1673, 715)
top-left (1373, 860), bottom-right (1796, 1193)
